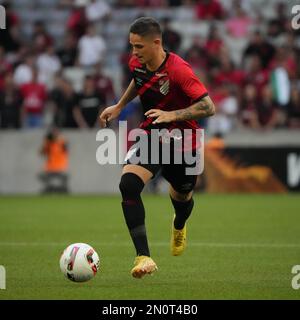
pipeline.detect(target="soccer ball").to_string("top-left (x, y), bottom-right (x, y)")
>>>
top-left (59, 243), bottom-right (100, 282)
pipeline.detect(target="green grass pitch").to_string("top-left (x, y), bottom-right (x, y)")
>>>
top-left (0, 194), bottom-right (300, 300)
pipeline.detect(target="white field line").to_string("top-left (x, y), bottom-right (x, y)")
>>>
top-left (0, 242), bottom-right (299, 248)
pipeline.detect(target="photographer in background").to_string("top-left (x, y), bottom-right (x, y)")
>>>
top-left (39, 127), bottom-right (69, 193)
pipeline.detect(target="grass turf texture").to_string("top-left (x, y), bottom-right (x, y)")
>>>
top-left (0, 194), bottom-right (300, 300)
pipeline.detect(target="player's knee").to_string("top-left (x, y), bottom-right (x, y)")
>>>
top-left (171, 190), bottom-right (193, 202)
top-left (119, 172), bottom-right (145, 199)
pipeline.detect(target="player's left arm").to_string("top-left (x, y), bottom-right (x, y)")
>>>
top-left (173, 95), bottom-right (215, 121)
top-left (145, 95), bottom-right (215, 124)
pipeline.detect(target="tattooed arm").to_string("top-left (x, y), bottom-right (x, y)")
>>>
top-left (144, 95), bottom-right (215, 124)
top-left (173, 96), bottom-right (215, 121)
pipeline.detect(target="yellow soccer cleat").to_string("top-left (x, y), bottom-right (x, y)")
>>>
top-left (131, 255), bottom-right (158, 279)
top-left (171, 218), bottom-right (187, 256)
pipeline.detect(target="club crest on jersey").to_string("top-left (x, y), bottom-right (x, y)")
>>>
top-left (159, 79), bottom-right (169, 95)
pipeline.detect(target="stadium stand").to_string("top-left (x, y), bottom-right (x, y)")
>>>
top-left (0, 0), bottom-right (299, 131)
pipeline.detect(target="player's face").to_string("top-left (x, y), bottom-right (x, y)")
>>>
top-left (129, 33), bottom-right (159, 65)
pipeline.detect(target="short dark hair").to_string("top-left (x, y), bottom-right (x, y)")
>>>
top-left (129, 17), bottom-right (162, 38)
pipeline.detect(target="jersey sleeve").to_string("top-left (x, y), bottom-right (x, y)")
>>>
top-left (174, 63), bottom-right (208, 102)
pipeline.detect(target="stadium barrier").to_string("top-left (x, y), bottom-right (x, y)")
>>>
top-left (223, 147), bottom-right (300, 192)
top-left (0, 129), bottom-right (299, 194)
top-left (205, 148), bottom-right (287, 193)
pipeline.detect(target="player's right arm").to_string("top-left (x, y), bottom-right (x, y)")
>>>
top-left (99, 79), bottom-right (137, 128)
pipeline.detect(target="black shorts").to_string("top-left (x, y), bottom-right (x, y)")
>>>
top-left (124, 135), bottom-right (201, 194)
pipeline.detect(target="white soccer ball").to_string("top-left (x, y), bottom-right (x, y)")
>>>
top-left (59, 243), bottom-right (100, 282)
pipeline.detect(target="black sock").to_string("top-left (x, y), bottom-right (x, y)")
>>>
top-left (119, 173), bottom-right (150, 257)
top-left (170, 197), bottom-right (194, 230)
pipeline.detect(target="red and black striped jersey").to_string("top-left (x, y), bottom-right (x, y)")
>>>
top-left (129, 51), bottom-right (208, 135)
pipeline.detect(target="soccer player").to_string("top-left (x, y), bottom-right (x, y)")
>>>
top-left (99, 17), bottom-right (215, 278)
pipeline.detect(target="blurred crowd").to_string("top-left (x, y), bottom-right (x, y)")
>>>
top-left (0, 0), bottom-right (300, 133)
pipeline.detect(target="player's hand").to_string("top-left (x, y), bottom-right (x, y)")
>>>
top-left (99, 104), bottom-right (122, 128)
top-left (145, 109), bottom-right (176, 124)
